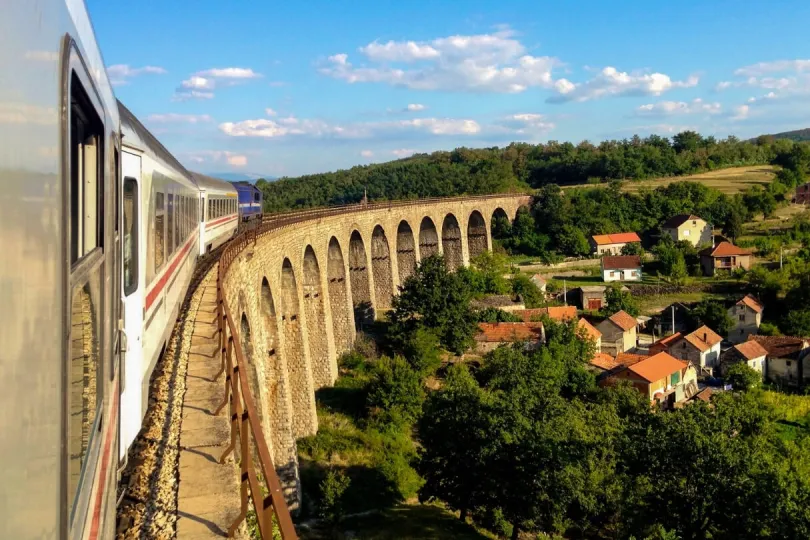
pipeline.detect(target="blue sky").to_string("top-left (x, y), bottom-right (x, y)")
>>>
top-left (87, 0), bottom-right (810, 178)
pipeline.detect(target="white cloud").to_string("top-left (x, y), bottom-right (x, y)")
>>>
top-left (175, 67), bottom-right (261, 100)
top-left (185, 150), bottom-right (248, 168)
top-left (548, 67), bottom-right (699, 103)
top-left (107, 64), bottom-right (166, 86)
top-left (391, 149), bottom-right (416, 158)
top-left (731, 105), bottom-right (750, 120)
top-left (147, 113), bottom-right (212, 123)
top-left (734, 59), bottom-right (810, 77)
top-left (219, 114), bottom-right (480, 138)
top-left (496, 113), bottom-right (555, 136)
top-left (406, 103), bottom-right (427, 112)
top-left (360, 150), bottom-right (374, 158)
top-left (265, 108), bottom-right (278, 116)
top-left (321, 27), bottom-right (560, 94)
top-left (227, 154), bottom-right (248, 167)
top-left (635, 98), bottom-right (722, 117)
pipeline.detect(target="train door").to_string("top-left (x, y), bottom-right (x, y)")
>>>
top-left (119, 150), bottom-right (144, 460)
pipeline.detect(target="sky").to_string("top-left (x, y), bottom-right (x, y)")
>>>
top-left (86, 0), bottom-right (810, 178)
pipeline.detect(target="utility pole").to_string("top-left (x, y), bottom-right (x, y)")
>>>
top-left (563, 279), bottom-right (567, 306)
top-left (671, 305), bottom-right (675, 336)
top-left (780, 244), bottom-right (783, 270)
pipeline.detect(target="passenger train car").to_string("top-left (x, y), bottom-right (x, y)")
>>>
top-left (233, 181), bottom-right (264, 222)
top-left (2, 3), bottom-right (243, 538)
top-left (194, 172), bottom-right (239, 254)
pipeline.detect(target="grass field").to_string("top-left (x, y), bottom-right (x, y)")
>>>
top-left (564, 165), bottom-right (777, 194)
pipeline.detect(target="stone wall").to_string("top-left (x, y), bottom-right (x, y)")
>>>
top-left (220, 194), bottom-right (531, 509)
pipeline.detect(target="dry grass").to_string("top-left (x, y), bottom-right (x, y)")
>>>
top-left (564, 166), bottom-right (777, 195)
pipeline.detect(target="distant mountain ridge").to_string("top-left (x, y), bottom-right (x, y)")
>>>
top-left (207, 172), bottom-right (277, 183)
top-left (762, 128), bottom-right (810, 142)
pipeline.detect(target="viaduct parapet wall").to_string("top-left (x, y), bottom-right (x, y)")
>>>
top-left (220, 194), bottom-right (532, 507)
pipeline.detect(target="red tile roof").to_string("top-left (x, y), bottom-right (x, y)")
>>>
top-left (609, 310), bottom-right (638, 332)
top-left (627, 352), bottom-right (687, 383)
top-left (590, 353), bottom-right (618, 371)
top-left (578, 318), bottom-right (602, 341)
top-left (748, 335), bottom-right (809, 359)
top-left (682, 325), bottom-right (723, 352)
top-left (615, 352), bottom-right (649, 366)
top-left (737, 294), bottom-right (763, 314)
top-left (602, 255), bottom-right (642, 270)
top-left (476, 322), bottom-right (544, 343)
top-left (700, 241), bottom-right (752, 257)
top-left (515, 306), bottom-right (577, 322)
top-left (693, 387), bottom-right (715, 403)
top-left (592, 232), bottom-right (642, 245)
top-left (649, 332), bottom-right (683, 354)
top-left (732, 340), bottom-right (768, 360)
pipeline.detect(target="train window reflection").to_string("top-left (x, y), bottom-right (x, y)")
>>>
top-left (167, 193), bottom-right (175, 255)
top-left (155, 191), bottom-right (165, 269)
top-left (67, 273), bottom-right (103, 512)
top-left (123, 178), bottom-right (138, 295)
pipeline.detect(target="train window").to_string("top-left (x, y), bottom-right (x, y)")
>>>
top-left (254, 192), bottom-right (260, 202)
top-left (208, 199), bottom-right (213, 221)
top-left (200, 197), bottom-right (205, 222)
top-left (167, 193), bottom-right (176, 255)
top-left (69, 74), bottom-right (104, 264)
top-left (123, 178), bottom-right (138, 295)
top-left (154, 191), bottom-right (165, 270)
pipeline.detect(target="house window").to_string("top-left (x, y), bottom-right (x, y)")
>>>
top-left (683, 229), bottom-right (691, 237)
top-left (671, 371), bottom-right (681, 385)
top-left (739, 315), bottom-right (745, 322)
top-left (787, 361), bottom-right (792, 367)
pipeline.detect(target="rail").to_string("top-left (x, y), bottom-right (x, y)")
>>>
top-left (215, 192), bottom-right (531, 538)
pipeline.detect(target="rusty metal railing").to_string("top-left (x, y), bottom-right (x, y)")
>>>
top-left (214, 192), bottom-right (531, 538)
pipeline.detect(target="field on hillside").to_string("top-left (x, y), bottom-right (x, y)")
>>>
top-left (564, 165), bottom-right (776, 195)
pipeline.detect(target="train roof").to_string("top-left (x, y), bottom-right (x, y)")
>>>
top-left (191, 172), bottom-right (238, 194)
top-left (231, 181), bottom-right (261, 192)
top-left (118, 100), bottom-right (189, 176)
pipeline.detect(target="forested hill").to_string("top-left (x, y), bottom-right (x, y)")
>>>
top-left (256, 132), bottom-right (805, 212)
top-left (763, 128), bottom-right (810, 142)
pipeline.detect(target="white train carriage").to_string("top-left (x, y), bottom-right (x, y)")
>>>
top-left (119, 103), bottom-right (200, 459)
top-left (194, 172), bottom-right (239, 255)
top-left (2, 2), bottom-right (123, 538)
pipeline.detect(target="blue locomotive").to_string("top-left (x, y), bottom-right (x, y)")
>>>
top-left (232, 181), bottom-right (264, 222)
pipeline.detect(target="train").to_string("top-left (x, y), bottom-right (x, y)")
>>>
top-left (1, 2), bottom-right (260, 538)
top-left (233, 181), bottom-right (264, 223)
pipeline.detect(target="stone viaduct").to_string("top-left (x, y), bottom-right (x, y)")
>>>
top-left (220, 194), bottom-right (532, 505)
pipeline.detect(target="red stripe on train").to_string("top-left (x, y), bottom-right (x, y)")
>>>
top-left (88, 385), bottom-right (119, 539)
top-left (205, 214), bottom-right (237, 230)
top-left (144, 234), bottom-right (196, 311)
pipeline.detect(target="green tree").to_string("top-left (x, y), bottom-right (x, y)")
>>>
top-left (602, 284), bottom-right (640, 317)
top-left (366, 356), bottom-right (425, 428)
top-left (725, 362), bottom-right (761, 391)
top-left (689, 299), bottom-right (735, 335)
top-left (558, 225), bottom-right (592, 257)
top-left (510, 272), bottom-right (544, 308)
top-left (402, 327), bottom-right (443, 376)
top-left (469, 251), bottom-right (510, 295)
top-left (388, 255), bottom-right (478, 354)
top-left (477, 307), bottom-right (523, 323)
top-left (782, 309), bottom-right (810, 337)
top-left (319, 468), bottom-right (351, 526)
top-left (723, 210), bottom-right (744, 242)
top-left (621, 241), bottom-right (645, 256)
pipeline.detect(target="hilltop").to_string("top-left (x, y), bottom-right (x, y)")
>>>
top-left (762, 128), bottom-right (810, 142)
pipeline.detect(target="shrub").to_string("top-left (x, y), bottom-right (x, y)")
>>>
top-left (726, 362), bottom-right (761, 391)
top-left (319, 468), bottom-right (351, 525)
top-left (402, 327), bottom-right (443, 376)
top-left (366, 356), bottom-right (425, 428)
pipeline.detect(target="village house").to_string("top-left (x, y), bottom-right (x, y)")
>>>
top-left (475, 322), bottom-right (545, 354)
top-left (727, 295), bottom-right (763, 344)
top-left (590, 232), bottom-right (642, 256)
top-left (795, 181), bottom-right (810, 205)
top-left (471, 294), bottom-right (525, 312)
top-left (699, 241), bottom-right (753, 276)
top-left (720, 340), bottom-right (769, 378)
top-left (577, 318), bottom-right (602, 352)
top-left (589, 351), bottom-right (647, 380)
top-left (653, 302), bottom-right (692, 336)
top-left (749, 335), bottom-right (810, 388)
top-left (601, 255), bottom-right (642, 282)
top-left (530, 274), bottom-right (547, 293)
top-left (596, 310), bottom-right (638, 356)
top-left (662, 214), bottom-right (712, 247)
top-left (649, 332), bottom-right (683, 355)
top-left (668, 325), bottom-right (723, 372)
top-left (514, 306), bottom-right (577, 322)
top-left (608, 352), bottom-right (695, 406)
top-left (578, 286), bottom-right (607, 310)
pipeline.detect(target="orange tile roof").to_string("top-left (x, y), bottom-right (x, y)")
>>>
top-left (737, 294), bottom-right (763, 314)
top-left (683, 325), bottom-right (723, 352)
top-left (652, 332), bottom-right (683, 349)
top-left (626, 352), bottom-right (687, 383)
top-left (577, 318), bottom-right (602, 340)
top-left (615, 352), bottom-right (649, 367)
top-left (592, 232), bottom-right (642, 245)
top-left (694, 387), bottom-right (715, 403)
top-left (590, 353), bottom-right (618, 370)
top-left (515, 306), bottom-right (577, 322)
top-left (476, 322), bottom-right (544, 343)
top-left (609, 310), bottom-right (638, 332)
top-left (601, 255), bottom-right (642, 270)
top-left (732, 340), bottom-right (768, 360)
top-left (700, 241), bottom-right (752, 257)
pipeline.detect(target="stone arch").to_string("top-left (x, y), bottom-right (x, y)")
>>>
top-left (419, 216), bottom-right (439, 259)
top-left (327, 238), bottom-right (352, 354)
top-left (371, 226), bottom-right (394, 311)
top-left (467, 210), bottom-right (488, 261)
top-left (491, 207), bottom-right (510, 240)
top-left (280, 258), bottom-right (315, 437)
top-left (303, 246), bottom-right (331, 389)
top-left (396, 220), bottom-right (417, 285)
top-left (349, 231), bottom-right (374, 329)
top-left (441, 214), bottom-right (463, 270)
